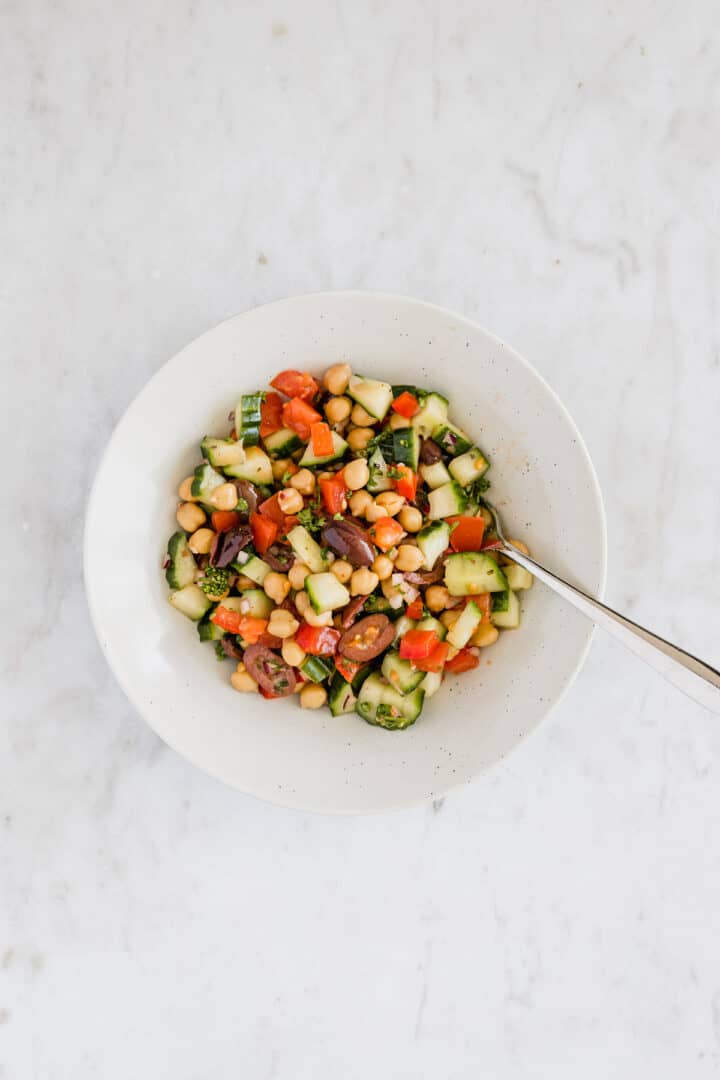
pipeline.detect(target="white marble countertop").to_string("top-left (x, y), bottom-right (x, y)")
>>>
top-left (3, 2), bottom-right (720, 1076)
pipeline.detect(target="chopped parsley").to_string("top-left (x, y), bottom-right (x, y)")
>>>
top-left (235, 496), bottom-right (249, 513)
top-left (214, 642), bottom-right (229, 661)
top-left (200, 566), bottom-right (231, 598)
top-left (297, 496), bottom-right (326, 535)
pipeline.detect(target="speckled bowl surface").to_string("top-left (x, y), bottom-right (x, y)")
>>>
top-left (84, 292), bottom-right (607, 812)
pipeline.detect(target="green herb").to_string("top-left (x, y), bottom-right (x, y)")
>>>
top-left (281, 471), bottom-right (293, 485)
top-left (376, 703), bottom-right (399, 720)
top-left (386, 466), bottom-right (404, 480)
top-left (235, 497), bottom-right (249, 513)
top-left (468, 477), bottom-right (491, 499)
top-left (214, 642), bottom-right (229, 661)
top-left (297, 498), bottom-right (326, 535)
top-left (200, 566), bottom-right (231, 598)
top-left (333, 512), bottom-right (344, 520)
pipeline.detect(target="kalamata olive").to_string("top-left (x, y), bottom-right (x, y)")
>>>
top-left (321, 519), bottom-right (374, 567)
top-left (419, 437), bottom-right (443, 465)
top-left (338, 614), bottom-right (395, 661)
top-left (220, 634), bottom-right (245, 661)
top-left (341, 596), bottom-right (366, 628)
top-left (404, 560), bottom-right (445, 585)
top-left (210, 525), bottom-right (253, 567)
top-left (264, 544), bottom-right (294, 572)
top-left (243, 645), bottom-right (297, 697)
top-left (233, 480), bottom-right (259, 516)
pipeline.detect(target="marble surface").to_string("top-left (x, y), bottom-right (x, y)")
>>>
top-left (3, 1), bottom-right (720, 1076)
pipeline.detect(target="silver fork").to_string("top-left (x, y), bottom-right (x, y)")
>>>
top-left (483, 500), bottom-right (720, 715)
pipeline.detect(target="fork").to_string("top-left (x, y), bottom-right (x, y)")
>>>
top-left (483, 500), bottom-right (720, 715)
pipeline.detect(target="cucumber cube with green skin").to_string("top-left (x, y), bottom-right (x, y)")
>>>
top-left (356, 673), bottom-right (425, 729)
top-left (416, 521), bottom-right (450, 570)
top-left (366, 447), bottom-right (393, 493)
top-left (328, 672), bottom-right (358, 716)
top-left (165, 532), bottom-right (197, 589)
top-left (449, 447), bottom-right (490, 487)
top-left (216, 591), bottom-right (273, 619)
top-left (427, 481), bottom-right (467, 520)
top-left (414, 615), bottom-right (446, 641)
top-left (420, 460), bottom-right (452, 489)
top-left (235, 555), bottom-right (271, 586)
top-left (447, 601), bottom-right (482, 648)
top-left (347, 375), bottom-right (394, 420)
top-left (505, 563), bottom-right (533, 591)
top-left (263, 427), bottom-right (304, 458)
top-left (299, 430), bottom-right (348, 467)
top-left (381, 651), bottom-right (425, 693)
top-left (411, 392), bottom-right (449, 438)
top-left (301, 655), bottom-right (335, 683)
top-left (287, 526), bottom-right (328, 573)
top-left (198, 612), bottom-right (225, 641)
top-left (168, 584), bottom-right (212, 621)
top-left (432, 421), bottom-right (473, 458)
top-left (191, 463), bottom-right (225, 499)
top-left (390, 427), bottom-right (420, 470)
top-left (444, 552), bottom-right (508, 596)
top-left (419, 670), bottom-right (443, 698)
top-left (305, 572), bottom-right (351, 613)
top-left (234, 392), bottom-right (264, 447)
top-left (223, 446), bottom-right (273, 485)
top-left (491, 590), bottom-right (521, 629)
top-left (393, 614), bottom-right (417, 642)
top-left (200, 437), bottom-right (247, 468)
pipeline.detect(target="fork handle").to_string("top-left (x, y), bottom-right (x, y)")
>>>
top-left (501, 546), bottom-right (720, 715)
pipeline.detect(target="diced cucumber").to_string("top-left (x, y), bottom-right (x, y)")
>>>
top-left (382, 651), bottom-right (425, 693)
top-left (224, 446), bottom-right (273, 485)
top-left (287, 525), bottom-right (328, 573)
top-left (299, 430), bottom-right (348, 467)
top-left (200, 437), bottom-right (247, 468)
top-left (393, 614), bottom-right (417, 641)
top-left (420, 460), bottom-right (452, 489)
top-left (366, 447), bottom-right (393, 493)
top-left (419, 670), bottom-right (443, 698)
top-left (427, 481), bottom-right (468, 520)
top-left (218, 591), bottom-right (273, 619)
top-left (165, 531), bottom-right (197, 589)
top-left (305, 572), bottom-right (351, 613)
top-left (236, 554), bottom-right (271, 585)
top-left (447, 601), bottom-right (482, 648)
top-left (191, 463), bottom-right (225, 499)
top-left (263, 427), bottom-right (304, 458)
top-left (432, 421), bottom-right (473, 458)
top-left (197, 610), bottom-right (225, 641)
top-left (168, 584), bottom-right (212, 621)
top-left (234, 392), bottom-right (264, 447)
top-left (416, 521), bottom-right (450, 570)
top-left (491, 589), bottom-right (521, 629)
top-left (445, 552), bottom-right (509, 596)
top-left (356, 673), bottom-right (425, 729)
top-left (449, 447), bottom-right (490, 486)
top-left (415, 615), bottom-right (446, 641)
top-left (505, 563), bottom-right (534, 591)
top-left (391, 427), bottom-right (420, 470)
top-left (347, 375), bottom-right (393, 420)
top-left (412, 392), bottom-right (449, 439)
top-left (364, 595), bottom-right (404, 618)
top-left (328, 672), bottom-right (357, 716)
top-left (301, 655), bottom-right (334, 683)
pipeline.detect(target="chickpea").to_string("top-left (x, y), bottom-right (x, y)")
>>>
top-left (471, 623), bottom-right (500, 648)
top-left (349, 489), bottom-right (373, 517)
top-left (235, 573), bottom-right (256, 590)
top-left (425, 585), bottom-right (451, 612)
top-left (479, 507), bottom-right (493, 527)
top-left (350, 568), bottom-right (379, 596)
top-left (323, 362), bottom-right (352, 396)
top-left (372, 554), bottom-right (394, 580)
top-left (376, 491), bottom-right (405, 516)
top-left (324, 395), bottom-right (352, 425)
top-left (264, 572), bottom-right (291, 604)
top-left (277, 487), bottom-right (304, 515)
top-left (388, 412), bottom-right (409, 431)
top-left (509, 539), bottom-right (530, 555)
top-left (230, 670), bottom-right (259, 693)
top-left (346, 426), bottom-right (375, 452)
top-left (288, 561), bottom-right (310, 591)
top-left (381, 576), bottom-right (403, 602)
top-left (365, 501), bottom-right (391, 523)
top-left (271, 457), bottom-right (295, 481)
top-left (176, 502), bottom-right (206, 532)
top-left (350, 403), bottom-right (375, 427)
top-left (342, 457), bottom-right (369, 491)
top-left (178, 476), bottom-right (196, 501)
top-left (440, 608), bottom-right (462, 630)
top-left (300, 682), bottom-right (328, 709)
top-left (398, 506), bottom-right (423, 533)
top-left (304, 606), bottom-right (334, 627)
top-left (281, 638), bottom-right (306, 667)
top-left (268, 608), bottom-right (300, 639)
top-left (289, 468), bottom-right (316, 496)
top-left (394, 544), bottom-right (425, 573)
top-left (188, 527), bottom-right (215, 554)
top-left (208, 482), bottom-right (240, 511)
top-left (294, 590), bottom-right (311, 616)
top-left (330, 559), bottom-right (353, 584)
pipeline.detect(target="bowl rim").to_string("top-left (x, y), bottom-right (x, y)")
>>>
top-left (84, 290), bottom-right (608, 811)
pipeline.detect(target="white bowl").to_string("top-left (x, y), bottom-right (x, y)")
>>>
top-left (84, 292), bottom-right (606, 812)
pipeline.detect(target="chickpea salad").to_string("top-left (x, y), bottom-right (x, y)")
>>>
top-left (164, 364), bottom-right (533, 728)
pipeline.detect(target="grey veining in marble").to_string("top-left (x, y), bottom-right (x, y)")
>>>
top-left (2, 1), bottom-right (720, 1076)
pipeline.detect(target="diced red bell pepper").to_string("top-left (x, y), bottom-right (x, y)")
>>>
top-left (250, 512), bottom-right (278, 555)
top-left (391, 391), bottom-right (420, 418)
top-left (446, 515), bottom-right (486, 552)
top-left (334, 655), bottom-right (364, 683)
top-left (258, 492), bottom-right (286, 526)
top-left (260, 392), bottom-right (284, 438)
top-left (211, 608), bottom-right (268, 641)
top-left (211, 510), bottom-right (240, 533)
top-left (319, 474), bottom-right (347, 514)
top-left (279, 514), bottom-right (300, 537)
top-left (393, 464), bottom-right (417, 502)
top-left (444, 648), bottom-right (480, 674)
top-left (399, 629), bottom-right (440, 660)
top-left (282, 397), bottom-right (322, 440)
top-left (295, 623), bottom-right (341, 656)
top-left (310, 421), bottom-right (334, 458)
top-left (370, 516), bottom-right (405, 552)
top-left (270, 369), bottom-right (320, 402)
top-left (405, 597), bottom-right (424, 621)
top-left (411, 640), bottom-right (449, 673)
